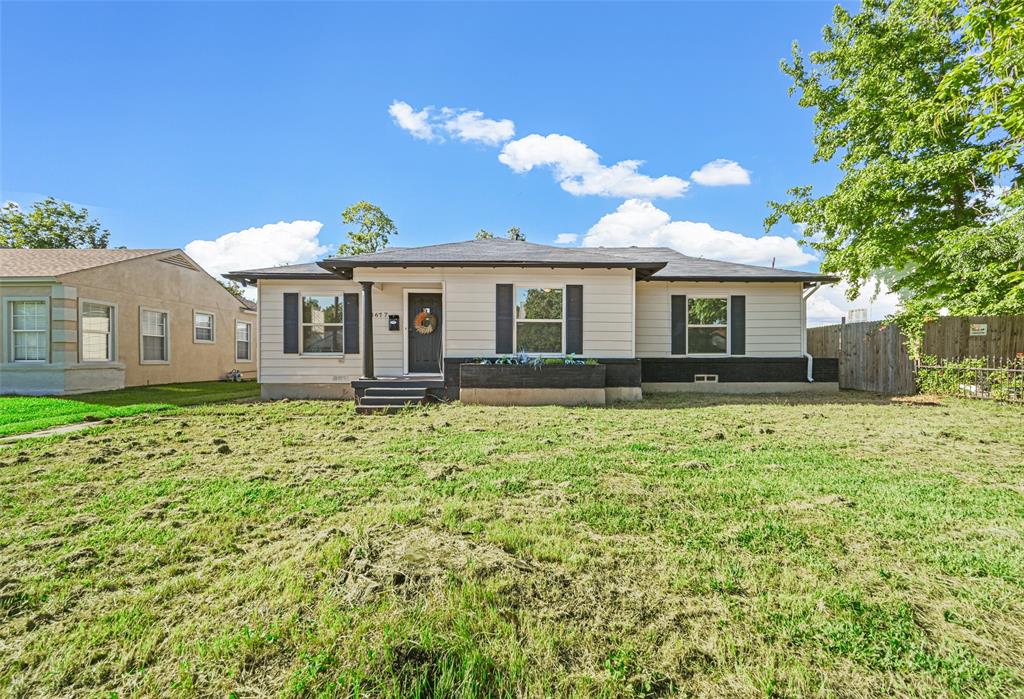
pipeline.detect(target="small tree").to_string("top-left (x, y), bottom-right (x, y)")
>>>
top-left (506, 226), bottom-right (526, 241)
top-left (475, 229), bottom-right (495, 239)
top-left (337, 201), bottom-right (397, 256)
top-left (219, 279), bottom-right (248, 301)
top-left (0, 197), bottom-right (110, 248)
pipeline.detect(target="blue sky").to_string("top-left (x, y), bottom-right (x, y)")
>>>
top-left (1, 1), bottom-right (893, 322)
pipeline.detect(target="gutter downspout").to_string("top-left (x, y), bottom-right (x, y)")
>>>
top-left (802, 284), bottom-right (823, 382)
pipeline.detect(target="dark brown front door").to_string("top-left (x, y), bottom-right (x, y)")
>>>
top-left (407, 293), bottom-right (442, 373)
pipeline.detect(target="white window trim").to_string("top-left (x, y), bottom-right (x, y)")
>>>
top-left (513, 285), bottom-right (566, 356)
top-left (300, 294), bottom-right (345, 356)
top-left (685, 294), bottom-right (730, 357)
top-left (139, 306), bottom-right (171, 365)
top-left (235, 320), bottom-right (253, 362)
top-left (193, 309), bottom-right (216, 344)
top-left (78, 298), bottom-right (117, 364)
top-left (6, 296), bottom-right (50, 364)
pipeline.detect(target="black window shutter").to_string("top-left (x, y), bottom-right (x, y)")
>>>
top-left (730, 295), bottom-right (746, 355)
top-left (671, 295), bottom-right (687, 355)
top-left (565, 285), bottom-right (583, 354)
top-left (495, 284), bottom-right (513, 354)
top-left (343, 293), bottom-right (360, 354)
top-left (283, 292), bottom-right (299, 354)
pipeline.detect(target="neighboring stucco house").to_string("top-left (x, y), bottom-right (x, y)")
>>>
top-left (0, 248), bottom-right (257, 395)
top-left (226, 238), bottom-right (837, 409)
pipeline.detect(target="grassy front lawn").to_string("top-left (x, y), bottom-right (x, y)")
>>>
top-left (1, 393), bottom-right (1022, 697)
top-left (0, 381), bottom-right (259, 437)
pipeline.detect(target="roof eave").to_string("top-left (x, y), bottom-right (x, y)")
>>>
top-left (223, 271), bottom-right (336, 284)
top-left (649, 275), bottom-right (840, 283)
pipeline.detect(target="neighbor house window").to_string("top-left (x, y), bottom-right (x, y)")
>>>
top-left (687, 297), bottom-right (728, 354)
top-left (10, 300), bottom-right (49, 362)
top-left (236, 320), bottom-right (252, 361)
top-left (515, 287), bottom-right (563, 354)
top-left (140, 309), bottom-right (169, 362)
top-left (193, 311), bottom-right (214, 343)
top-left (81, 302), bottom-right (114, 362)
top-left (302, 295), bottom-right (343, 353)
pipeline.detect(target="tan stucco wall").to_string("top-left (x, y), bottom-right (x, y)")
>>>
top-left (61, 253), bottom-right (257, 387)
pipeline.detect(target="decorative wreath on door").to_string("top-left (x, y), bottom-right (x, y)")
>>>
top-left (413, 308), bottom-right (437, 335)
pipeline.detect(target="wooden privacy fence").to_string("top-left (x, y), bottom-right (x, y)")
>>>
top-left (808, 321), bottom-right (916, 394)
top-left (921, 315), bottom-right (1024, 359)
top-left (807, 315), bottom-right (1024, 397)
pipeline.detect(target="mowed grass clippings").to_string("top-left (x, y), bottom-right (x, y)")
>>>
top-left (0, 381), bottom-right (260, 437)
top-left (1, 393), bottom-right (1022, 698)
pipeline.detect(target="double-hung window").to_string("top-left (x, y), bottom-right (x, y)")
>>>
top-left (81, 301), bottom-right (115, 362)
top-left (514, 287), bottom-right (563, 354)
top-left (141, 309), bottom-right (169, 362)
top-left (10, 300), bottom-right (49, 362)
top-left (301, 295), bottom-right (343, 353)
top-left (235, 320), bottom-right (252, 361)
top-left (193, 311), bottom-right (215, 343)
top-left (687, 297), bottom-right (728, 354)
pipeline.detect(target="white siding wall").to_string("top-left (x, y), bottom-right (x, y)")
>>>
top-left (259, 267), bottom-right (635, 385)
top-left (636, 281), bottom-right (805, 357)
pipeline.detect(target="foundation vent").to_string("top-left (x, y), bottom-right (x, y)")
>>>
top-left (160, 253), bottom-right (200, 271)
top-left (694, 374), bottom-right (719, 383)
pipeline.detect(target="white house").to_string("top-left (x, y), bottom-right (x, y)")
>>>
top-left (226, 238), bottom-right (837, 410)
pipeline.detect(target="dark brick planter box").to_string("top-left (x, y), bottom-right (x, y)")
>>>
top-left (460, 363), bottom-right (606, 389)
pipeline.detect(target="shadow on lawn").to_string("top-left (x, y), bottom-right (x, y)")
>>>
top-left (610, 390), bottom-right (937, 410)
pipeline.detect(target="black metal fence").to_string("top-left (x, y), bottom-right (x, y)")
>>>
top-left (916, 356), bottom-right (1024, 403)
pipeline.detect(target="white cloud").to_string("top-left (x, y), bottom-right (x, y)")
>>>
top-left (389, 101), bottom-right (515, 145)
top-left (581, 199), bottom-right (815, 267)
top-left (185, 220), bottom-right (329, 286)
top-left (553, 233), bottom-right (578, 244)
top-left (441, 108), bottom-right (515, 146)
top-left (388, 100), bottom-right (438, 141)
top-left (498, 134), bottom-right (689, 199)
top-left (807, 278), bottom-right (902, 326)
top-left (690, 159), bottom-right (751, 186)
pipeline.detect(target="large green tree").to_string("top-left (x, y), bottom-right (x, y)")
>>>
top-left (766, 0), bottom-right (1024, 324)
top-left (337, 201), bottom-right (397, 256)
top-left (0, 197), bottom-right (110, 248)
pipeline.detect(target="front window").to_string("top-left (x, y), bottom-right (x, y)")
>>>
top-left (687, 297), bottom-right (728, 354)
top-left (236, 321), bottom-right (252, 361)
top-left (194, 311), bottom-right (214, 342)
top-left (515, 287), bottom-right (563, 354)
top-left (10, 300), bottom-right (48, 362)
top-left (302, 295), bottom-right (343, 353)
top-left (81, 302), bottom-right (114, 362)
top-left (141, 309), bottom-right (169, 362)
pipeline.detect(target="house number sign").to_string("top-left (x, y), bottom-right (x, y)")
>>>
top-left (969, 323), bottom-right (988, 336)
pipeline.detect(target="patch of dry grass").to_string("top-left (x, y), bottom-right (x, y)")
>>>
top-left (1, 393), bottom-right (1022, 697)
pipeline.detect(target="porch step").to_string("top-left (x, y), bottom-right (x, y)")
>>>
top-left (359, 393), bottom-right (427, 407)
top-left (362, 387), bottom-right (429, 397)
top-left (353, 377), bottom-right (445, 415)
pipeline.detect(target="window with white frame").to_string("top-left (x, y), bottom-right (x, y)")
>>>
top-left (141, 309), bottom-right (169, 362)
top-left (235, 320), bottom-right (252, 361)
top-left (687, 297), bottom-right (728, 354)
top-left (193, 311), bottom-right (214, 342)
top-left (302, 295), bottom-right (343, 353)
top-left (515, 287), bottom-right (563, 354)
top-left (10, 300), bottom-right (49, 362)
top-left (81, 302), bottom-right (114, 362)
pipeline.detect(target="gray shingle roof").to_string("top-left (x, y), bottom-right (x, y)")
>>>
top-left (317, 238), bottom-right (667, 275)
top-left (0, 248), bottom-right (173, 278)
top-left (596, 246), bottom-right (838, 282)
top-left (224, 238), bottom-right (837, 283)
top-left (224, 261), bottom-right (333, 282)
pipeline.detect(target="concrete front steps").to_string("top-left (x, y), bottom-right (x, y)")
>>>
top-left (352, 378), bottom-right (445, 415)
